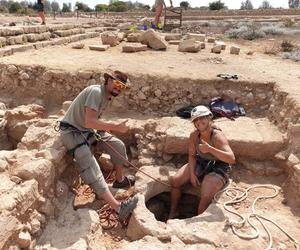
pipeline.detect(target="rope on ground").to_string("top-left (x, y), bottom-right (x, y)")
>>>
top-left (214, 184), bottom-right (299, 250)
top-left (71, 168), bottom-right (133, 230)
top-left (97, 169), bottom-right (134, 230)
top-left (67, 130), bottom-right (174, 229)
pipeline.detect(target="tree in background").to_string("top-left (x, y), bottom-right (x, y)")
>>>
top-left (133, 1), bottom-right (150, 10)
top-left (44, 0), bottom-right (52, 12)
top-left (241, 0), bottom-right (254, 10)
top-left (260, 0), bottom-right (273, 9)
top-left (0, 0), bottom-right (69, 13)
top-left (0, 0), bottom-right (9, 9)
top-left (108, 1), bottom-right (127, 12)
top-left (95, 4), bottom-right (108, 11)
top-left (144, 5), bottom-right (150, 10)
top-left (51, 1), bottom-right (60, 12)
top-left (0, 5), bottom-right (8, 12)
top-left (8, 1), bottom-right (22, 13)
top-left (62, 2), bottom-right (71, 12)
top-left (288, 0), bottom-right (300, 8)
top-left (209, 0), bottom-right (225, 10)
top-left (180, 1), bottom-right (190, 10)
top-left (0, 0), bottom-right (152, 13)
top-left (75, 1), bottom-right (92, 12)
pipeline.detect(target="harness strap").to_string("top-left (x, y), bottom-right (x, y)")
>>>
top-left (57, 121), bottom-right (93, 157)
top-left (68, 142), bottom-right (88, 157)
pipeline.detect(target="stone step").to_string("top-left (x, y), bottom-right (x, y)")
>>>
top-left (0, 32), bottom-right (99, 57)
top-left (1, 29), bottom-right (85, 47)
top-left (161, 116), bottom-right (286, 160)
top-left (53, 28), bottom-right (85, 37)
top-left (4, 32), bottom-right (51, 46)
top-left (107, 116), bottom-right (285, 161)
top-left (0, 24), bottom-right (83, 37)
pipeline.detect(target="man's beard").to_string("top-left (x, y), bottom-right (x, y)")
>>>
top-left (111, 89), bottom-right (120, 97)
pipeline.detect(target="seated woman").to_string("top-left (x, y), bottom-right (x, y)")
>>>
top-left (169, 106), bottom-right (235, 219)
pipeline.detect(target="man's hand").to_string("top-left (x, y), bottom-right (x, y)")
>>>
top-left (190, 173), bottom-right (200, 188)
top-left (199, 140), bottom-right (212, 154)
top-left (115, 120), bottom-right (129, 133)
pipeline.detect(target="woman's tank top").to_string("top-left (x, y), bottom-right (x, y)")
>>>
top-left (195, 128), bottom-right (218, 161)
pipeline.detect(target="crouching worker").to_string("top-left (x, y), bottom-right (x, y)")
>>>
top-left (59, 70), bottom-right (138, 221)
top-left (169, 106), bottom-right (235, 219)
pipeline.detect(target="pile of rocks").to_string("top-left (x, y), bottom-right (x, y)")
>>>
top-left (139, 30), bottom-right (168, 50)
top-left (0, 102), bottom-right (12, 150)
top-left (178, 39), bottom-right (204, 53)
top-left (0, 103), bottom-right (70, 249)
top-left (162, 32), bottom-right (241, 55)
top-left (98, 29), bottom-right (169, 53)
top-left (121, 76), bottom-right (274, 117)
top-left (101, 31), bottom-right (121, 47)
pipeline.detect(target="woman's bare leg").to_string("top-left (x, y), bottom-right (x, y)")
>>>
top-left (198, 175), bottom-right (224, 214)
top-left (169, 164), bottom-right (190, 219)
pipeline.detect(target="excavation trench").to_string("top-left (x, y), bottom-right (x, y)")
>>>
top-left (0, 66), bottom-right (299, 249)
top-left (146, 192), bottom-right (199, 222)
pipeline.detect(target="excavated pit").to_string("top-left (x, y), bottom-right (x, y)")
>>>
top-left (146, 192), bottom-right (199, 222)
top-left (0, 66), bottom-right (300, 250)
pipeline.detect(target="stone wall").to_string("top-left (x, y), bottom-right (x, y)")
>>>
top-left (0, 63), bottom-right (275, 117)
top-left (0, 109), bottom-right (69, 249)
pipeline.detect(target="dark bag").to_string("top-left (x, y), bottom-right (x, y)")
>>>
top-left (176, 105), bottom-right (195, 119)
top-left (209, 97), bottom-right (246, 120)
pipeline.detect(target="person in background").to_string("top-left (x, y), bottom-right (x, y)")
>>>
top-left (153, 0), bottom-right (173, 29)
top-left (37, 0), bottom-right (46, 25)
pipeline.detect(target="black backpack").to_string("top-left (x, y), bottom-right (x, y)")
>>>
top-left (175, 105), bottom-right (195, 119)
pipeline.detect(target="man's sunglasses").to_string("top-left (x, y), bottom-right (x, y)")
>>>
top-left (112, 79), bottom-right (128, 91)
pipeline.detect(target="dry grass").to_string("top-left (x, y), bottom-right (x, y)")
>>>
top-left (263, 43), bottom-right (281, 55)
top-left (281, 40), bottom-right (295, 52)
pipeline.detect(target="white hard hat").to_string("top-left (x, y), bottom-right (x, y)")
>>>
top-left (191, 105), bottom-right (213, 122)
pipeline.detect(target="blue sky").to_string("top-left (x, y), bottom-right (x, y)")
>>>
top-left (51, 0), bottom-right (289, 9)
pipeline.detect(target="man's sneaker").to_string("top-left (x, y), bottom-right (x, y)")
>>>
top-left (118, 195), bottom-right (139, 221)
top-left (113, 175), bottom-right (135, 189)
